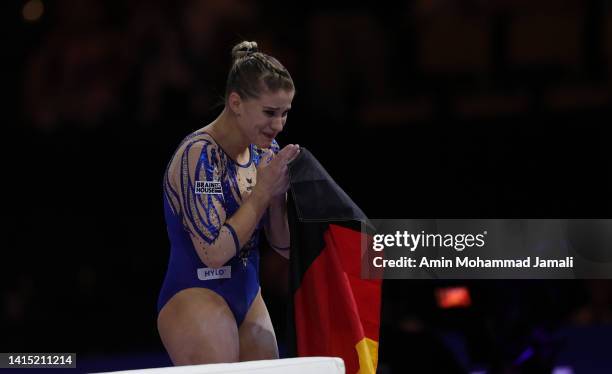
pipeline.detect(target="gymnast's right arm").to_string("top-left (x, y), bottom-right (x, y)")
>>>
top-left (174, 141), bottom-right (289, 268)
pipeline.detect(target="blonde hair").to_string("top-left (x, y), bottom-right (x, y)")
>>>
top-left (225, 41), bottom-right (294, 101)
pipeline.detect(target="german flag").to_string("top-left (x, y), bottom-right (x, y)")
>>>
top-left (286, 148), bottom-right (382, 374)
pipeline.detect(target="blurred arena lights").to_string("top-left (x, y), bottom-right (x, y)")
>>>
top-left (435, 286), bottom-right (472, 309)
top-left (22, 0), bottom-right (44, 22)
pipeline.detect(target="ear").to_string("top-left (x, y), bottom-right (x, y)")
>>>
top-left (228, 92), bottom-right (243, 116)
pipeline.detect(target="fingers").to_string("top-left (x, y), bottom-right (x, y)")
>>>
top-left (287, 144), bottom-right (300, 163)
top-left (258, 149), bottom-right (274, 169)
top-left (276, 144), bottom-right (300, 164)
top-left (288, 144), bottom-right (300, 161)
top-left (256, 144), bottom-right (296, 196)
top-left (278, 172), bottom-right (291, 195)
top-left (265, 149), bottom-right (275, 164)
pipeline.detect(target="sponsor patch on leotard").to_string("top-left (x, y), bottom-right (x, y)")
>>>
top-left (197, 266), bottom-right (231, 280)
top-left (194, 181), bottom-right (223, 195)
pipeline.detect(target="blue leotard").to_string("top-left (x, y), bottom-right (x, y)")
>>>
top-left (157, 130), bottom-right (278, 325)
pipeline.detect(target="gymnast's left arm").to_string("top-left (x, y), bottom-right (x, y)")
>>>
top-left (264, 192), bottom-right (291, 259)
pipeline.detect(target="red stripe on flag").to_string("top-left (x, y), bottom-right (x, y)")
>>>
top-left (294, 224), bottom-right (381, 374)
top-left (328, 224), bottom-right (382, 342)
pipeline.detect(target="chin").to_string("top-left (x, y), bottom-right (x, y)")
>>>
top-left (256, 137), bottom-right (274, 149)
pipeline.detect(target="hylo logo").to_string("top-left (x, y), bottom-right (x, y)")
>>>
top-left (197, 266), bottom-right (232, 280)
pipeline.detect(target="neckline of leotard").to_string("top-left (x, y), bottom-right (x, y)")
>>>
top-left (195, 130), bottom-right (253, 168)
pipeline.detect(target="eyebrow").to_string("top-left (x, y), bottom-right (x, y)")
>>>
top-left (263, 106), bottom-right (291, 110)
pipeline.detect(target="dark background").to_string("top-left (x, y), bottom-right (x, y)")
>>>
top-left (2, 0), bottom-right (612, 372)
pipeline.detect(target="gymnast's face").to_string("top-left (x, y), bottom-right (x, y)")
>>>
top-left (232, 89), bottom-right (294, 148)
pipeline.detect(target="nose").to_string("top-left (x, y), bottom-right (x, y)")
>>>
top-left (270, 116), bottom-right (284, 132)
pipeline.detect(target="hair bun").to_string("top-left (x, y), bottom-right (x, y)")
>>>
top-left (231, 41), bottom-right (259, 62)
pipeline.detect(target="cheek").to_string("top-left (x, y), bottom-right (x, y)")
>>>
top-left (244, 112), bottom-right (264, 127)
top-left (256, 115), bottom-right (272, 127)
top-left (248, 116), bottom-right (270, 135)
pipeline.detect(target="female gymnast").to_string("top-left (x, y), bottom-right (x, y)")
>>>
top-left (157, 40), bottom-right (299, 365)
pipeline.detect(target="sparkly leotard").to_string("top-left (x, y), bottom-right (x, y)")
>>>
top-left (157, 130), bottom-right (279, 325)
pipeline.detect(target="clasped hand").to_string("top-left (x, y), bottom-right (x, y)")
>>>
top-left (255, 144), bottom-right (300, 199)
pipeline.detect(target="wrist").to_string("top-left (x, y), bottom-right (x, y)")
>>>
top-left (250, 187), bottom-right (272, 213)
top-left (269, 193), bottom-right (287, 207)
